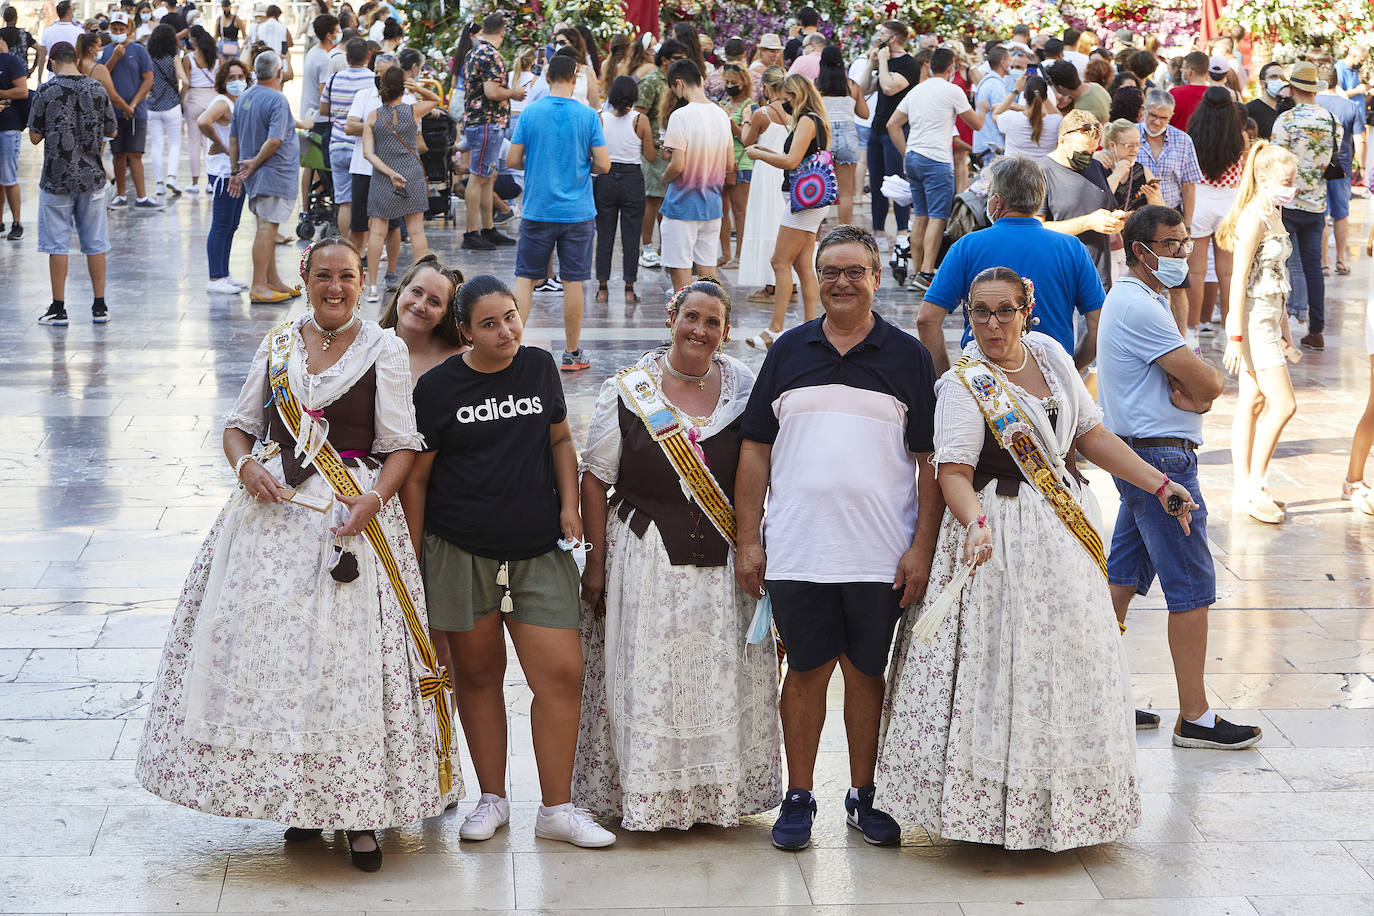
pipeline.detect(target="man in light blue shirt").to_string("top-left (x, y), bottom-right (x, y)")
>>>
top-left (229, 50), bottom-right (300, 304)
top-left (1098, 205), bottom-right (1260, 751)
top-left (971, 46), bottom-right (1009, 165)
top-left (508, 54), bottom-right (608, 370)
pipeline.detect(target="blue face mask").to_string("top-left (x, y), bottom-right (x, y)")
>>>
top-left (226, 79), bottom-right (246, 95)
top-left (1265, 79), bottom-right (1286, 99)
top-left (1142, 245), bottom-right (1188, 288)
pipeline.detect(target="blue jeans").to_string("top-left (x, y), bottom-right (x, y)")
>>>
top-left (1282, 207), bottom-right (1324, 332)
top-left (1106, 446), bottom-right (1215, 613)
top-left (206, 174), bottom-right (246, 280)
top-left (866, 127), bottom-right (908, 234)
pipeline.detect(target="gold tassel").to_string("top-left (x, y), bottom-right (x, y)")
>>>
top-left (437, 756), bottom-right (453, 795)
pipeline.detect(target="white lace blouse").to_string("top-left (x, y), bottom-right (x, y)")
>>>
top-left (580, 348), bottom-right (755, 486)
top-left (932, 332), bottom-right (1102, 469)
top-left (223, 317), bottom-right (425, 454)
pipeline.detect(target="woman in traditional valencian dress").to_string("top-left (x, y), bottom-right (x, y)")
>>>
top-left (875, 267), bottom-right (1196, 851)
top-left (136, 238), bottom-right (459, 872)
top-left (573, 278), bottom-right (783, 831)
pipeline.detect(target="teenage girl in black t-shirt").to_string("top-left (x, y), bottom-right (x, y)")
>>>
top-left (402, 275), bottom-right (616, 848)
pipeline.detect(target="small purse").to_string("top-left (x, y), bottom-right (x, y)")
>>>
top-left (1324, 111), bottom-right (1346, 181)
top-left (788, 148), bottom-right (837, 213)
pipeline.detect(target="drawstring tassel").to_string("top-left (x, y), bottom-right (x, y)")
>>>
top-left (497, 561), bottom-right (513, 613)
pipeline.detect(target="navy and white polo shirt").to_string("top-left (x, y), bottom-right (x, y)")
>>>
top-left (740, 312), bottom-right (938, 584)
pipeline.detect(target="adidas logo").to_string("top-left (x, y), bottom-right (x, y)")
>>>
top-left (455, 395), bottom-right (544, 423)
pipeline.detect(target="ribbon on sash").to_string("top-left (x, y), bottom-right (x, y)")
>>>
top-left (266, 321), bottom-right (455, 794)
top-left (614, 364), bottom-right (737, 549)
top-left (954, 354), bottom-right (1108, 580)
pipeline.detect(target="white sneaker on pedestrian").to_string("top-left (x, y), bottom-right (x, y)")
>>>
top-left (638, 246), bottom-right (660, 268)
top-left (227, 276), bottom-right (250, 290)
top-left (206, 277), bottom-right (241, 294)
top-left (165, 176), bottom-right (182, 196)
top-left (366, 285), bottom-right (380, 303)
top-left (459, 793), bottom-right (511, 841)
top-left (534, 803), bottom-right (616, 848)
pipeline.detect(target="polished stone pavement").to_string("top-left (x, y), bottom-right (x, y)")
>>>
top-left (4, 139), bottom-right (1374, 914)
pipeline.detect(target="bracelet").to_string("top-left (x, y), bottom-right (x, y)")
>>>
top-left (1155, 474), bottom-right (1171, 498)
top-left (367, 489), bottom-right (385, 511)
top-left (1228, 335), bottom-right (1244, 342)
top-left (975, 515), bottom-right (987, 528)
top-left (232, 453), bottom-right (258, 481)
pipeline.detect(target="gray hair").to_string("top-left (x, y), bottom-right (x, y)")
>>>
top-left (803, 32), bottom-right (827, 50)
top-left (253, 49), bottom-right (282, 80)
top-left (815, 224), bottom-right (880, 272)
top-left (1144, 87), bottom-right (1174, 110)
top-left (987, 156), bottom-right (1046, 214)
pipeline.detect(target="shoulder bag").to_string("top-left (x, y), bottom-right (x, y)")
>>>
top-left (788, 114), bottom-right (837, 213)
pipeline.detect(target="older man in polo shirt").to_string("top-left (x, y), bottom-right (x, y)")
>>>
top-left (736, 224), bottom-right (941, 851)
top-left (1099, 205), bottom-right (1261, 750)
top-left (916, 155), bottom-right (1105, 374)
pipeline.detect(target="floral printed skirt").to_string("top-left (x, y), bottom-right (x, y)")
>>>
top-left (573, 513), bottom-right (783, 831)
top-left (136, 461), bottom-right (461, 830)
top-left (876, 484), bottom-right (1139, 852)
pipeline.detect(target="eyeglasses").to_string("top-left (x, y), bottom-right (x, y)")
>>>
top-left (967, 305), bottom-right (1027, 324)
top-left (818, 265), bottom-right (876, 283)
top-left (1147, 237), bottom-right (1193, 256)
top-left (553, 39), bottom-right (569, 47)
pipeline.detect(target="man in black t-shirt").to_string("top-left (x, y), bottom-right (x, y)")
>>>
top-left (157, 0), bottom-right (189, 40)
top-left (1247, 62), bottom-right (1294, 140)
top-left (783, 7), bottom-right (819, 66)
top-left (0, 6), bottom-right (36, 75)
top-left (1038, 110), bottom-right (1125, 293)
top-left (861, 20), bottom-right (919, 245)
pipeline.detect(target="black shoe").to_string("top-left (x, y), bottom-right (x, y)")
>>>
top-left (1136, 709), bottom-right (1161, 729)
top-left (481, 227), bottom-right (516, 246)
top-left (461, 230), bottom-right (495, 251)
top-left (38, 304), bottom-right (68, 326)
top-left (844, 785), bottom-right (901, 846)
top-left (92, 303), bottom-right (109, 323)
top-left (6, 224), bottom-right (21, 241)
top-left (493, 209), bottom-right (514, 225)
top-left (282, 827), bottom-right (323, 842)
top-left (771, 788), bottom-right (816, 850)
top-left (346, 830), bottom-right (383, 872)
top-left (1172, 714), bottom-right (1262, 750)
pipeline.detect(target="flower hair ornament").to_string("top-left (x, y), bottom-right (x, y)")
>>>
top-left (299, 241), bottom-right (316, 278)
top-left (1023, 277), bottom-right (1039, 327)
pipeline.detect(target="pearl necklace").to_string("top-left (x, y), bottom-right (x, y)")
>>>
top-left (310, 313), bottom-right (357, 351)
top-left (996, 342), bottom-right (1030, 374)
top-left (663, 353), bottom-right (712, 389)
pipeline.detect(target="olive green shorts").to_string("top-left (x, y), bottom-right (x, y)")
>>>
top-left (421, 532), bottom-right (581, 632)
top-left (642, 154), bottom-right (670, 199)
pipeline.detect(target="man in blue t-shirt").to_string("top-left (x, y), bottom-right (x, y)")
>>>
top-left (970, 45), bottom-right (1009, 165)
top-left (508, 54), bottom-right (608, 371)
top-left (99, 12), bottom-right (157, 208)
top-left (916, 155), bottom-right (1104, 374)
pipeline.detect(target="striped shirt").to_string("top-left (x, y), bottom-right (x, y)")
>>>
top-left (322, 66), bottom-right (376, 147)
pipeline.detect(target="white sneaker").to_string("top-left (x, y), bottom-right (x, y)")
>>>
top-left (227, 276), bottom-right (250, 290)
top-left (165, 176), bottom-right (182, 196)
top-left (206, 277), bottom-right (241, 294)
top-left (534, 803), bottom-right (616, 848)
top-left (366, 285), bottom-right (380, 303)
top-left (459, 793), bottom-right (511, 841)
top-left (638, 246), bottom-right (660, 268)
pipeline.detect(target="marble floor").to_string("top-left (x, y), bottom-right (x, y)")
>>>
top-left (3, 143), bottom-right (1374, 915)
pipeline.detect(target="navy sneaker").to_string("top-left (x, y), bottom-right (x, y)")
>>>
top-left (845, 785), bottom-right (901, 846)
top-left (771, 788), bottom-right (816, 850)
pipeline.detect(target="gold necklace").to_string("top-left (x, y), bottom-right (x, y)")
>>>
top-left (310, 313), bottom-right (357, 351)
top-left (663, 353), bottom-right (712, 389)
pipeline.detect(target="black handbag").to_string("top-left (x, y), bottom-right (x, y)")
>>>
top-left (1324, 110), bottom-right (1346, 180)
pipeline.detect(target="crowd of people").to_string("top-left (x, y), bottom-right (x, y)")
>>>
top-left (9, 0), bottom-right (1374, 879)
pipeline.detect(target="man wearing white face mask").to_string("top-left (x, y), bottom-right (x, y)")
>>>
top-left (1098, 205), bottom-right (1261, 750)
top-left (1246, 62), bottom-right (1293, 140)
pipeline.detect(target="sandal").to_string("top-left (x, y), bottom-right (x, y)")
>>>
top-left (346, 830), bottom-right (382, 872)
top-left (624, 286), bottom-right (639, 304)
top-left (1337, 261), bottom-right (1351, 275)
top-left (250, 290), bottom-right (295, 304)
top-left (594, 287), bottom-right (609, 303)
top-left (720, 258), bottom-right (740, 270)
top-left (745, 328), bottom-right (780, 349)
top-left (1322, 265), bottom-right (1331, 276)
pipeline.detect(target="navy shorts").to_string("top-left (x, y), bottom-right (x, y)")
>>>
top-left (515, 217), bottom-right (594, 282)
top-left (111, 116), bottom-right (147, 155)
top-left (1107, 445), bottom-right (1216, 612)
top-left (765, 579), bottom-right (905, 677)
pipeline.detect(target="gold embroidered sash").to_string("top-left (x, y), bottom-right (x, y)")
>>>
top-left (615, 363), bottom-right (737, 548)
top-left (954, 354), bottom-right (1108, 579)
top-left (267, 321), bottom-right (454, 793)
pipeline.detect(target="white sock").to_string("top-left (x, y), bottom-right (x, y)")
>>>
top-left (1185, 708), bottom-right (1218, 728)
top-left (539, 802), bottom-right (574, 816)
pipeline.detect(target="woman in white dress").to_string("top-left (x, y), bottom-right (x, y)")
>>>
top-left (876, 267), bottom-right (1197, 852)
top-left (574, 278), bottom-right (783, 830)
top-left (738, 66), bottom-right (790, 303)
top-left (136, 238), bottom-right (459, 872)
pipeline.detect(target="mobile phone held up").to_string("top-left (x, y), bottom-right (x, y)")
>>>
top-left (1026, 63), bottom-right (1040, 77)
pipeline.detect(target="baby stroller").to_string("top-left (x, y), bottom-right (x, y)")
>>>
top-left (296, 126), bottom-right (336, 240)
top-left (419, 91), bottom-right (457, 224)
